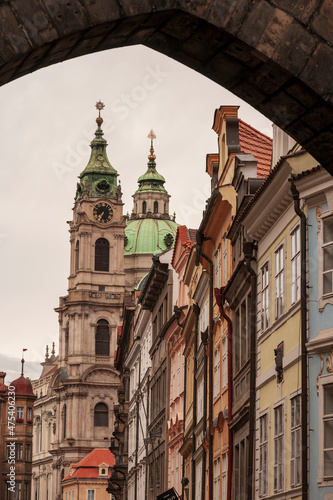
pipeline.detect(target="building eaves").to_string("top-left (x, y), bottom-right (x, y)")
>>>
top-left (290, 164), bottom-right (321, 180)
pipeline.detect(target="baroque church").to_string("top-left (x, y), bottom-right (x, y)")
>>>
top-left (31, 102), bottom-right (178, 500)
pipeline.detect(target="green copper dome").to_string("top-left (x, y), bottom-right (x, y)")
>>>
top-left (124, 218), bottom-right (178, 255)
top-left (75, 105), bottom-right (118, 201)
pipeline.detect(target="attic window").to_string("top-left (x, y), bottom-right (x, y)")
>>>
top-left (99, 467), bottom-right (107, 476)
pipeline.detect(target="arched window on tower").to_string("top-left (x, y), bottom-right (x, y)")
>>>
top-left (95, 238), bottom-right (109, 272)
top-left (154, 201), bottom-right (158, 214)
top-left (75, 240), bottom-right (79, 272)
top-left (95, 319), bottom-right (110, 356)
top-left (94, 403), bottom-right (108, 427)
top-left (62, 404), bottom-right (66, 439)
top-left (164, 202), bottom-right (167, 214)
top-left (142, 201), bottom-right (147, 214)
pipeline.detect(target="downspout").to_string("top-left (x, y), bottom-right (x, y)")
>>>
top-left (182, 353), bottom-right (187, 500)
top-left (192, 304), bottom-right (200, 500)
top-left (134, 354), bottom-right (142, 500)
top-left (290, 181), bottom-right (308, 500)
top-left (243, 241), bottom-right (257, 500)
top-left (199, 250), bottom-right (214, 500)
top-left (214, 287), bottom-right (233, 500)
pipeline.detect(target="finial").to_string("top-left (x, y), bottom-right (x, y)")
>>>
top-left (147, 129), bottom-right (156, 161)
top-left (52, 342), bottom-right (55, 356)
top-left (45, 345), bottom-right (49, 360)
top-left (21, 348), bottom-right (27, 377)
top-left (95, 100), bottom-right (105, 125)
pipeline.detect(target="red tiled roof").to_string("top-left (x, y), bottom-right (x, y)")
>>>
top-left (63, 449), bottom-right (115, 481)
top-left (239, 119), bottom-right (272, 178)
top-left (44, 365), bottom-right (58, 377)
top-left (171, 225), bottom-right (197, 267)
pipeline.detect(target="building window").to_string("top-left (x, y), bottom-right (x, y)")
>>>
top-left (195, 459), bottom-right (202, 500)
top-left (25, 443), bottom-right (32, 461)
top-left (142, 201), bottom-right (147, 214)
top-left (177, 352), bottom-right (181, 396)
top-left (87, 490), bottom-right (95, 500)
top-left (214, 345), bottom-right (221, 398)
top-left (259, 414), bottom-right (268, 497)
top-left (222, 337), bottom-right (227, 389)
top-left (234, 293), bottom-right (251, 373)
top-left (275, 245), bottom-right (284, 319)
top-left (223, 236), bottom-right (227, 285)
top-left (199, 297), bottom-right (209, 348)
top-left (23, 482), bottom-right (30, 500)
top-left (261, 263), bottom-right (269, 330)
top-left (94, 403), bottom-right (108, 427)
top-left (323, 217), bottom-right (333, 295)
top-left (27, 407), bottom-right (32, 421)
top-left (322, 383), bottom-right (333, 479)
top-left (8, 482), bottom-right (21, 500)
top-left (154, 201), bottom-right (158, 213)
top-left (63, 404), bottom-right (67, 439)
top-left (290, 226), bottom-right (301, 304)
top-left (95, 319), bottom-right (110, 356)
top-left (234, 436), bottom-right (248, 499)
top-left (197, 378), bottom-right (204, 422)
top-left (215, 245), bottom-right (221, 289)
top-left (214, 457), bottom-right (220, 500)
top-left (290, 395), bottom-right (301, 487)
top-left (274, 404), bottom-right (284, 492)
top-left (95, 238), bottom-right (109, 272)
top-left (75, 240), bottom-right (79, 273)
top-left (222, 454), bottom-right (227, 500)
top-left (16, 407), bottom-right (24, 419)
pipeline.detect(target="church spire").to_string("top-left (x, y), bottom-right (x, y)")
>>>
top-left (135, 129), bottom-right (167, 194)
top-left (75, 101), bottom-right (118, 201)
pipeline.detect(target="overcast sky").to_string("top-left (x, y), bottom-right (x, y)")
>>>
top-left (0, 45), bottom-right (272, 383)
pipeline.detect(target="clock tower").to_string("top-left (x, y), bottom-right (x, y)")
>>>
top-left (32, 103), bottom-right (126, 500)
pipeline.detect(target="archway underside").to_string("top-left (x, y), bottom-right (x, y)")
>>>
top-left (1, 4), bottom-right (333, 173)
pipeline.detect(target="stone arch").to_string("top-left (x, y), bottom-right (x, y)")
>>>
top-left (0, 4), bottom-right (332, 173)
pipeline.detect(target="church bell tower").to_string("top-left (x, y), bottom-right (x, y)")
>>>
top-left (51, 102), bottom-right (126, 490)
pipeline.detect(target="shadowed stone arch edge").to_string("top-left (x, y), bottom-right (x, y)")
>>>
top-left (1, 2), bottom-right (332, 173)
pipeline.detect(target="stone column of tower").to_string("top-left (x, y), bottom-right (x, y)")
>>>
top-left (32, 103), bottom-right (126, 500)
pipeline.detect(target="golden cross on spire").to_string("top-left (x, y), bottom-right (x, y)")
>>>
top-left (147, 129), bottom-right (156, 161)
top-left (147, 129), bottom-right (156, 143)
top-left (96, 100), bottom-right (105, 117)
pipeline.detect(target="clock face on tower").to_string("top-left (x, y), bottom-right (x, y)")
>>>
top-left (93, 202), bottom-right (113, 223)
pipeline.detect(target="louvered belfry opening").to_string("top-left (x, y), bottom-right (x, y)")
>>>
top-left (95, 238), bottom-right (109, 271)
top-left (95, 319), bottom-right (110, 356)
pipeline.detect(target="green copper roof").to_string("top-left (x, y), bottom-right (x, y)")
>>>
top-left (135, 133), bottom-right (168, 195)
top-left (124, 218), bottom-right (178, 255)
top-left (75, 113), bottom-right (118, 201)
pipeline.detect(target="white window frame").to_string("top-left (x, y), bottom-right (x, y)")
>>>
top-left (222, 336), bottom-right (227, 389)
top-left (261, 261), bottom-right (270, 330)
top-left (290, 225), bottom-right (301, 305)
top-left (318, 213), bottom-right (333, 310)
top-left (214, 345), bottom-right (221, 398)
top-left (319, 375), bottom-right (333, 484)
top-left (16, 407), bottom-right (24, 419)
top-left (87, 490), bottom-right (95, 500)
top-left (290, 394), bottom-right (301, 487)
top-left (199, 297), bottom-right (209, 348)
top-left (195, 459), bottom-right (202, 500)
top-left (222, 454), bottom-right (227, 500)
top-left (197, 378), bottom-right (204, 422)
top-left (275, 244), bottom-right (285, 319)
top-left (215, 244), bottom-right (221, 289)
top-left (273, 403), bottom-right (284, 493)
top-left (259, 412), bottom-right (268, 497)
top-left (323, 216), bottom-right (333, 296)
top-left (223, 236), bottom-right (228, 285)
top-left (177, 352), bottom-right (181, 396)
top-left (214, 457), bottom-right (221, 500)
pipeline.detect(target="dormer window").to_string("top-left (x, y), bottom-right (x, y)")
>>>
top-left (99, 464), bottom-right (108, 476)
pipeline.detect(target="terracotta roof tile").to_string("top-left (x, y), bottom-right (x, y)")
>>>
top-left (63, 449), bottom-right (115, 482)
top-left (171, 226), bottom-right (197, 267)
top-left (239, 119), bottom-right (272, 178)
